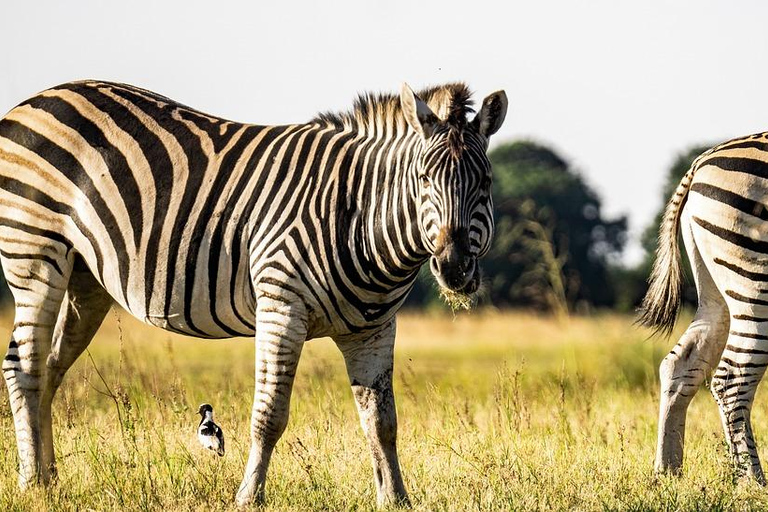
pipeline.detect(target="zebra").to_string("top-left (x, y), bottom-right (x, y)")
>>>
top-left (0, 80), bottom-right (507, 506)
top-left (640, 132), bottom-right (768, 483)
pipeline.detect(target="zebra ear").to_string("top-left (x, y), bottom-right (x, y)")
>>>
top-left (471, 90), bottom-right (508, 138)
top-left (400, 83), bottom-right (438, 140)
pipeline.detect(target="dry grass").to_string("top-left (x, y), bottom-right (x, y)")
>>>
top-left (0, 309), bottom-right (765, 510)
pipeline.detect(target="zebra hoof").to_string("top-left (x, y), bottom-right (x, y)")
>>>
top-left (17, 469), bottom-right (49, 491)
top-left (235, 485), bottom-right (265, 508)
top-left (653, 462), bottom-right (683, 479)
top-left (376, 492), bottom-right (411, 509)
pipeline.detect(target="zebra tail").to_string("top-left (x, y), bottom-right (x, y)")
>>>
top-left (636, 162), bottom-right (699, 337)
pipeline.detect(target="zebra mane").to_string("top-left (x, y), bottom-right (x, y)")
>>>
top-left (314, 82), bottom-right (476, 138)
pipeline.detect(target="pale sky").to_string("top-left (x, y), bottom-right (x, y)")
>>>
top-left (2, 1), bottom-right (767, 265)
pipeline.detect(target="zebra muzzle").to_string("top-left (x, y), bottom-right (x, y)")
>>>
top-left (429, 252), bottom-right (478, 293)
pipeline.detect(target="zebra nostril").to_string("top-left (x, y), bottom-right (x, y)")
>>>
top-left (430, 256), bottom-right (442, 276)
top-left (464, 257), bottom-right (476, 277)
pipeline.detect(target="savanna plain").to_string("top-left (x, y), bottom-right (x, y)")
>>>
top-left (1, 309), bottom-right (767, 511)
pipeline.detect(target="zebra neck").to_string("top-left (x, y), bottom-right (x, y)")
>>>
top-left (343, 132), bottom-right (429, 292)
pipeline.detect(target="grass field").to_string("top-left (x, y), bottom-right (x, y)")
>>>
top-left (0, 309), bottom-right (767, 511)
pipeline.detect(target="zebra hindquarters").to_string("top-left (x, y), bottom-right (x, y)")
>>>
top-left (0, 238), bottom-right (75, 488)
top-left (655, 207), bottom-right (730, 475)
top-left (39, 256), bottom-right (113, 480)
top-left (685, 173), bottom-right (768, 484)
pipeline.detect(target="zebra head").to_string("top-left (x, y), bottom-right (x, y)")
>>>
top-left (401, 83), bottom-right (507, 297)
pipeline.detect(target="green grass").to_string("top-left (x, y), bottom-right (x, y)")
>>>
top-left (0, 310), bottom-right (766, 511)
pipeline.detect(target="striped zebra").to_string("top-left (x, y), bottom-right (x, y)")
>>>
top-left (640, 132), bottom-right (768, 482)
top-left (0, 80), bottom-right (507, 505)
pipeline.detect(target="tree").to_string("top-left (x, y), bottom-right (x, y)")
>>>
top-left (484, 141), bottom-right (627, 311)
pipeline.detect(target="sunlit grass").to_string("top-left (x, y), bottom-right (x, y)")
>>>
top-left (0, 309), bottom-right (766, 510)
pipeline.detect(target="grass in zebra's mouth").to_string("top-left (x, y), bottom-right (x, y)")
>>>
top-left (438, 268), bottom-right (487, 312)
top-left (0, 309), bottom-right (767, 510)
top-left (439, 287), bottom-right (476, 311)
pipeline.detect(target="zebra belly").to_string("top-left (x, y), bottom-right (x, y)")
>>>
top-left (95, 245), bottom-right (257, 339)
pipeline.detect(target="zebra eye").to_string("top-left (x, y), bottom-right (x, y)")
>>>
top-left (481, 176), bottom-right (492, 190)
top-left (419, 175), bottom-right (431, 189)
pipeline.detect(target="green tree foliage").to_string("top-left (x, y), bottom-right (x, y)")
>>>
top-left (484, 141), bottom-right (627, 311)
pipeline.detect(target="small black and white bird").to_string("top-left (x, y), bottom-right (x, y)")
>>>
top-left (197, 403), bottom-right (225, 456)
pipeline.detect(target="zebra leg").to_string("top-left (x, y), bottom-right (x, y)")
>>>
top-left (655, 301), bottom-right (728, 473)
top-left (39, 257), bottom-right (112, 480)
top-left (235, 298), bottom-right (307, 507)
top-left (711, 320), bottom-right (768, 484)
top-left (655, 224), bottom-right (729, 475)
top-left (336, 320), bottom-right (409, 507)
top-left (1, 249), bottom-right (73, 488)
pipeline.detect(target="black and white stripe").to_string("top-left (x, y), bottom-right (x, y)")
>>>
top-left (640, 132), bottom-right (768, 482)
top-left (0, 80), bottom-right (507, 505)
